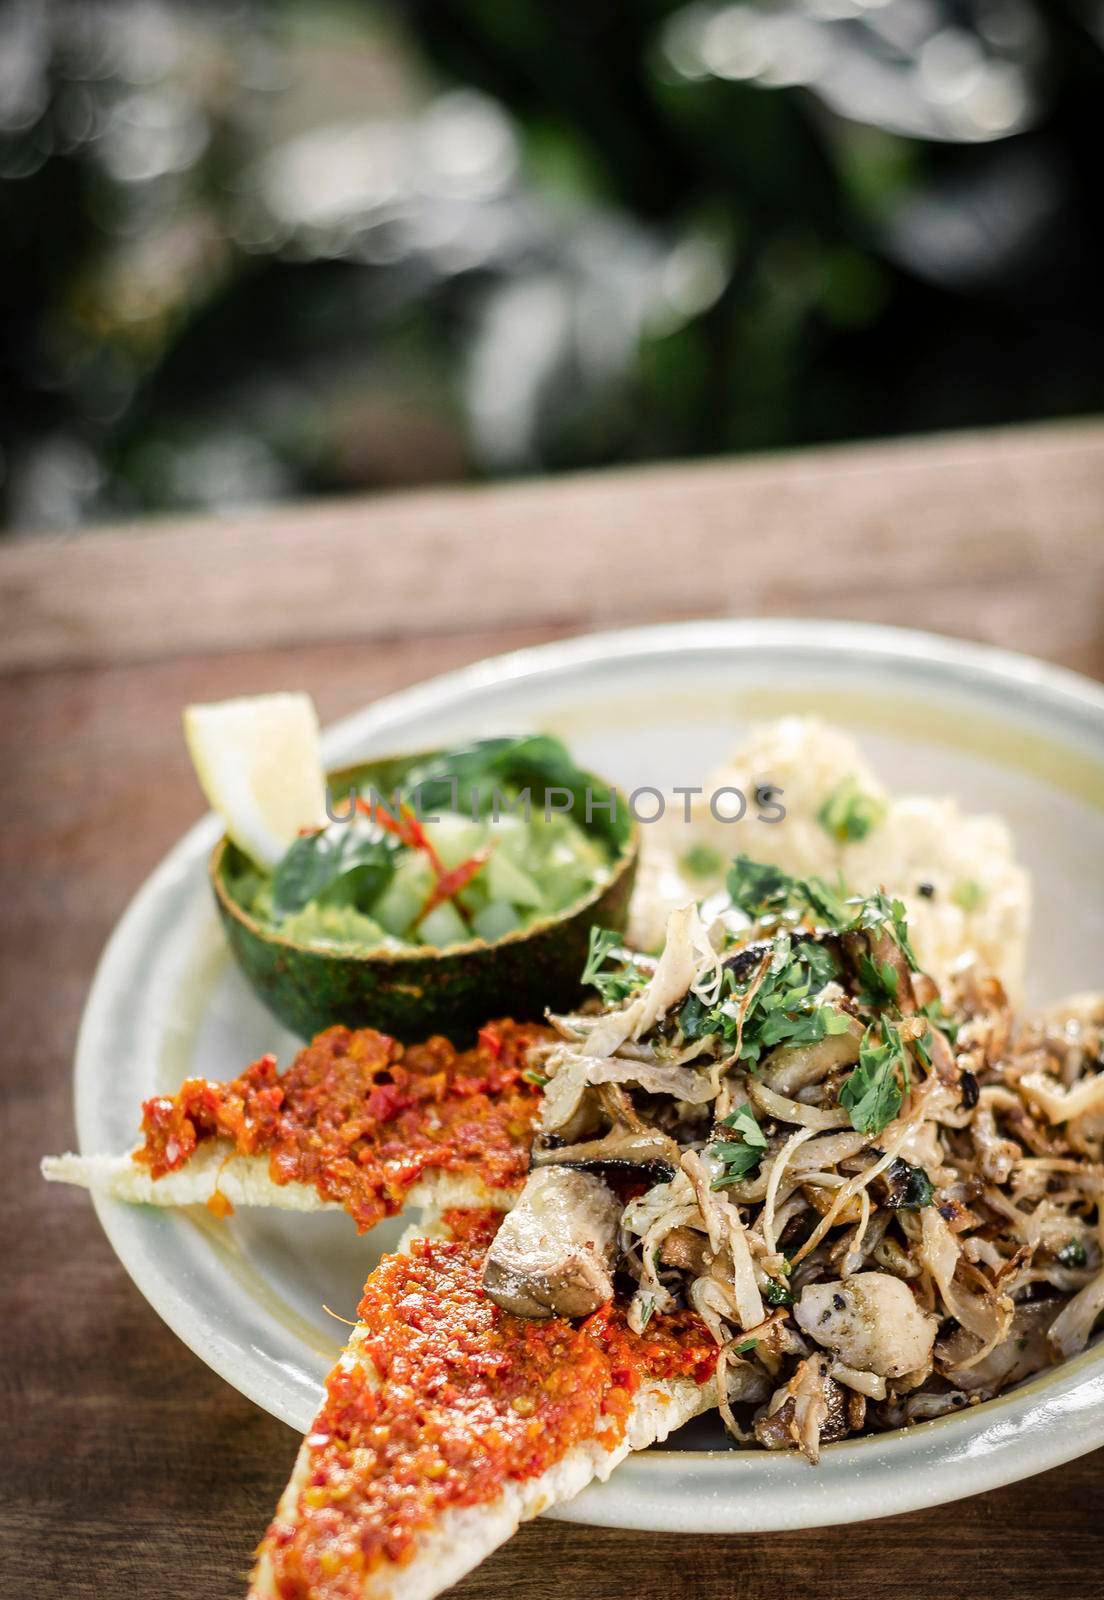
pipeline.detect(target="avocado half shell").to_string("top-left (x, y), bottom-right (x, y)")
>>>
top-left (209, 754), bottom-right (640, 1045)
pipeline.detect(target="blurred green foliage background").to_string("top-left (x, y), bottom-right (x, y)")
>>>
top-left (1, 0), bottom-right (1101, 531)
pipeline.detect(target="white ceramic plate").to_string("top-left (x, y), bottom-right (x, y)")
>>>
top-left (74, 619), bottom-right (1104, 1531)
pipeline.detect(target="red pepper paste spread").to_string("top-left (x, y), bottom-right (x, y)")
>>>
top-left (262, 1212), bottom-right (715, 1597)
top-left (134, 1020), bottom-right (548, 1231)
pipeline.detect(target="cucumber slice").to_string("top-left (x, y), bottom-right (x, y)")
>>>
top-left (422, 812), bottom-right (487, 870)
top-left (472, 900), bottom-right (522, 942)
top-left (416, 899), bottom-right (471, 949)
top-left (486, 848), bottom-right (544, 909)
top-left (372, 854), bottom-right (435, 937)
top-left (484, 812), bottom-right (531, 863)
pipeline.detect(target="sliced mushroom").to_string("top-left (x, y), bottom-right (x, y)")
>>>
top-left (721, 939), bottom-right (775, 985)
top-left (582, 903), bottom-right (708, 1058)
top-left (873, 1156), bottom-right (935, 1212)
top-left (754, 1356), bottom-right (850, 1462)
top-left (658, 1226), bottom-right (714, 1275)
top-left (530, 1126), bottom-right (680, 1181)
top-left (795, 1273), bottom-right (937, 1379)
top-left (761, 1018), bottom-right (862, 1096)
top-left (723, 931), bottom-right (834, 987)
top-left (939, 1298), bottom-right (1059, 1392)
top-left (482, 1167), bottom-right (621, 1320)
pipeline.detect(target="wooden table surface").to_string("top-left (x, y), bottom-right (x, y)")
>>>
top-left (6, 418), bottom-right (1104, 1600)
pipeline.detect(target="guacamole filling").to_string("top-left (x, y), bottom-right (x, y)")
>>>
top-left (228, 736), bottom-right (627, 953)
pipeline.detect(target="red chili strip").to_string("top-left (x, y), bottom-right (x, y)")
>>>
top-left (419, 847), bottom-right (492, 923)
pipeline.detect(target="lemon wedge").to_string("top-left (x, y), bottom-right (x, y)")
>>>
top-left (183, 693), bottom-right (328, 869)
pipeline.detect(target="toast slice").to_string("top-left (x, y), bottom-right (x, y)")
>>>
top-left (248, 1212), bottom-right (717, 1600)
top-left (41, 1145), bottom-right (514, 1218)
top-left (43, 1020), bottom-right (548, 1230)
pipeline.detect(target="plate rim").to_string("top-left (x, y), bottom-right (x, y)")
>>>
top-left (72, 616), bottom-right (1104, 1532)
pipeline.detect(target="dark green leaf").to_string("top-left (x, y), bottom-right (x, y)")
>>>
top-left (709, 1103), bottom-right (767, 1187)
top-left (582, 924), bottom-right (649, 1003)
top-left (724, 854), bottom-right (849, 930)
top-left (678, 992), bottom-right (713, 1042)
top-left (725, 856), bottom-right (796, 918)
top-left (839, 1019), bottom-right (907, 1134)
top-left (272, 826), bottom-right (397, 915)
top-left (918, 998), bottom-right (961, 1047)
top-left (857, 954), bottom-right (899, 1007)
top-left (688, 931), bottom-right (848, 1067)
top-left (395, 735), bottom-right (630, 854)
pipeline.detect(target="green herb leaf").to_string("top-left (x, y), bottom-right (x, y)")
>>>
top-left (272, 826), bottom-right (397, 916)
top-left (725, 857), bottom-right (797, 918)
top-left (722, 1104), bottom-right (769, 1146)
top-left (733, 1337), bottom-right (758, 1355)
top-left (857, 954), bottom-right (899, 1008)
top-left (1058, 1238), bottom-right (1088, 1268)
top-left (918, 998), bottom-right (961, 1048)
top-left (582, 925), bottom-right (649, 1004)
top-left (763, 1278), bottom-right (794, 1307)
top-left (709, 1103), bottom-right (768, 1187)
top-left (397, 734), bottom-right (630, 854)
top-left (839, 1019), bottom-right (907, 1134)
top-left (677, 991), bottom-right (713, 1042)
top-left (724, 854), bottom-right (848, 929)
top-left (817, 775), bottom-right (887, 842)
top-left (849, 890), bottom-right (920, 971)
top-left (693, 934), bottom-right (847, 1068)
top-left (799, 875), bottom-right (850, 928)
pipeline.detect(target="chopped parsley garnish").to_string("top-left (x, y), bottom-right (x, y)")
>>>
top-left (637, 1295), bottom-right (657, 1330)
top-left (763, 1278), bottom-right (794, 1307)
top-left (733, 1337), bottom-right (759, 1355)
top-left (683, 933), bottom-right (850, 1070)
top-left (581, 926), bottom-right (649, 1004)
top-left (726, 857), bottom-right (803, 919)
top-left (1057, 1238), bottom-right (1088, 1269)
top-left (918, 997), bottom-right (961, 1047)
top-left (522, 1069), bottom-right (549, 1087)
top-left (723, 857), bottom-right (921, 982)
top-left (709, 1103), bottom-right (768, 1188)
top-left (680, 842), bottom-right (724, 879)
top-left (725, 855), bottom-right (848, 928)
top-left (951, 879), bottom-right (984, 912)
top-left (857, 953), bottom-right (900, 1008)
top-left (677, 991), bottom-right (714, 1042)
top-left (839, 1019), bottom-right (907, 1134)
top-left (817, 775), bottom-right (886, 843)
top-left (848, 890), bottom-right (920, 971)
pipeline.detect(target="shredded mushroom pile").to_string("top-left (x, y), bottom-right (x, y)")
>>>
top-left (525, 859), bottom-right (1104, 1463)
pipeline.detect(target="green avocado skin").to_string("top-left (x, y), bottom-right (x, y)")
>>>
top-left (209, 755), bottom-right (639, 1045)
top-left (213, 844), bottom-right (636, 1045)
